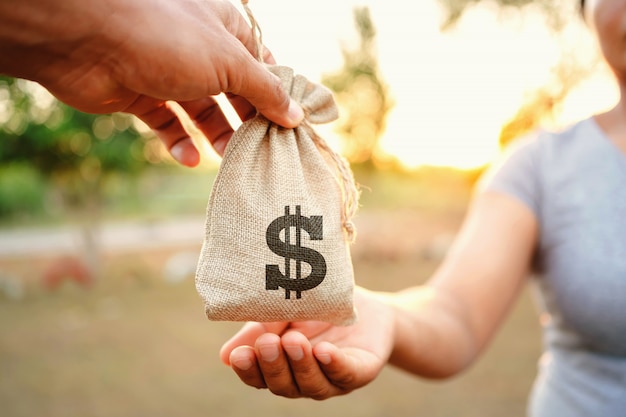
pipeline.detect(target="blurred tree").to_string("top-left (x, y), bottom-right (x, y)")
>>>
top-left (437, 0), bottom-right (592, 146)
top-left (438, 0), bottom-right (569, 30)
top-left (498, 53), bottom-right (599, 147)
top-left (322, 7), bottom-right (394, 168)
top-left (0, 76), bottom-right (166, 277)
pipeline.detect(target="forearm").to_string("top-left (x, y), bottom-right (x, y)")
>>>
top-left (385, 285), bottom-right (480, 379)
top-left (384, 193), bottom-right (537, 379)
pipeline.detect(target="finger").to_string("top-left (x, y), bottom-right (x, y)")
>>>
top-left (124, 96), bottom-right (199, 167)
top-left (224, 92), bottom-right (256, 123)
top-left (281, 331), bottom-right (338, 400)
top-left (219, 14), bottom-right (302, 127)
top-left (313, 342), bottom-right (380, 392)
top-left (223, 13), bottom-right (299, 126)
top-left (229, 346), bottom-right (267, 389)
top-left (229, 61), bottom-right (303, 129)
top-left (178, 97), bottom-right (234, 156)
top-left (255, 333), bottom-right (300, 398)
top-left (220, 322), bottom-right (290, 365)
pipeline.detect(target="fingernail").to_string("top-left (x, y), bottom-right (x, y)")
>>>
top-left (284, 345), bottom-right (304, 361)
top-left (287, 99), bottom-right (304, 124)
top-left (232, 357), bottom-right (253, 371)
top-left (259, 344), bottom-right (280, 362)
top-left (170, 141), bottom-right (199, 167)
top-left (315, 352), bottom-right (331, 365)
top-left (170, 143), bottom-right (186, 164)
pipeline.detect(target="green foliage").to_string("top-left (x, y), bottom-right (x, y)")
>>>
top-left (0, 76), bottom-right (163, 218)
top-left (0, 163), bottom-right (45, 218)
top-left (322, 7), bottom-right (393, 167)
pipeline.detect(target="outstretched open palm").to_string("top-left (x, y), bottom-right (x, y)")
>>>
top-left (220, 287), bottom-right (396, 399)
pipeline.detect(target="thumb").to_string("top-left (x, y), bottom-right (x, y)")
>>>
top-left (228, 59), bottom-right (304, 128)
top-left (219, 2), bottom-right (304, 128)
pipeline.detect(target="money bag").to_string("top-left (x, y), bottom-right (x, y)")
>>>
top-left (195, 66), bottom-right (358, 326)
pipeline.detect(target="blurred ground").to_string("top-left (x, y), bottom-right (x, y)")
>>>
top-left (0, 169), bottom-right (542, 417)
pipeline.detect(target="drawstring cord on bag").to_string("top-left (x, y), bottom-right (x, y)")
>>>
top-left (240, 0), bottom-right (360, 243)
top-left (300, 121), bottom-right (360, 243)
top-left (241, 0), bottom-right (264, 64)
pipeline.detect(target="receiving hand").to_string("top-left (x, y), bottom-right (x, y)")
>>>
top-left (219, 287), bottom-right (396, 400)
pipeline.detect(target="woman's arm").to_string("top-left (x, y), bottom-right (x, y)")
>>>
top-left (388, 191), bottom-right (538, 377)
top-left (220, 191), bottom-right (538, 398)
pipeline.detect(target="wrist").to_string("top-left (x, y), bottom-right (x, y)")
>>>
top-left (384, 286), bottom-right (476, 379)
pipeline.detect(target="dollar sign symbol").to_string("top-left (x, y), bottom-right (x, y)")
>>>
top-left (265, 205), bottom-right (327, 299)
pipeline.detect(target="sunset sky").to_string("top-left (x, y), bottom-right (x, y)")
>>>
top-left (215, 0), bottom-right (618, 170)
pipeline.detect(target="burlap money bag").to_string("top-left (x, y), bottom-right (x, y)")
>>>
top-left (195, 66), bottom-right (357, 326)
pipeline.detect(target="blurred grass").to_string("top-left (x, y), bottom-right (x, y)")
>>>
top-left (0, 167), bottom-right (541, 417)
top-left (0, 164), bottom-right (477, 228)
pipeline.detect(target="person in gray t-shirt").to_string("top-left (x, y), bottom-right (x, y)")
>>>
top-left (481, 118), bottom-right (626, 416)
top-left (222, 0), bottom-right (626, 415)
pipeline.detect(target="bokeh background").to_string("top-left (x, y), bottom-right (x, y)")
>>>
top-left (0, 0), bottom-right (616, 416)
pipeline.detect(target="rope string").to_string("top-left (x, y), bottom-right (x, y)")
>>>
top-left (301, 120), bottom-right (360, 243)
top-left (241, 0), bottom-right (359, 242)
top-left (241, 0), bottom-right (264, 63)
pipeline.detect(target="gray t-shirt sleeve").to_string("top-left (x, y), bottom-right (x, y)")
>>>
top-left (477, 134), bottom-right (542, 217)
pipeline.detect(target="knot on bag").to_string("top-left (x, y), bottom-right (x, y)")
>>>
top-left (268, 65), bottom-right (338, 125)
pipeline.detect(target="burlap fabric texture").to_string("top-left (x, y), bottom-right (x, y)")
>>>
top-left (195, 66), bottom-right (357, 326)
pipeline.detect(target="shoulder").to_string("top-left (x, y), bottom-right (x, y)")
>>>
top-left (476, 117), bottom-right (595, 214)
top-left (494, 117), bottom-right (596, 169)
top-left (533, 117), bottom-right (597, 157)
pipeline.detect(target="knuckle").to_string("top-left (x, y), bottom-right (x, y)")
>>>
top-left (261, 74), bottom-right (289, 112)
top-left (291, 366), bottom-right (342, 400)
top-left (329, 371), bottom-right (357, 389)
top-left (261, 366), bottom-right (286, 380)
top-left (292, 360), bottom-right (319, 376)
top-left (191, 102), bottom-right (221, 125)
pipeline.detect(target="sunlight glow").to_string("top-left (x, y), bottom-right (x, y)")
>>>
top-left (231, 0), bottom-right (618, 170)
